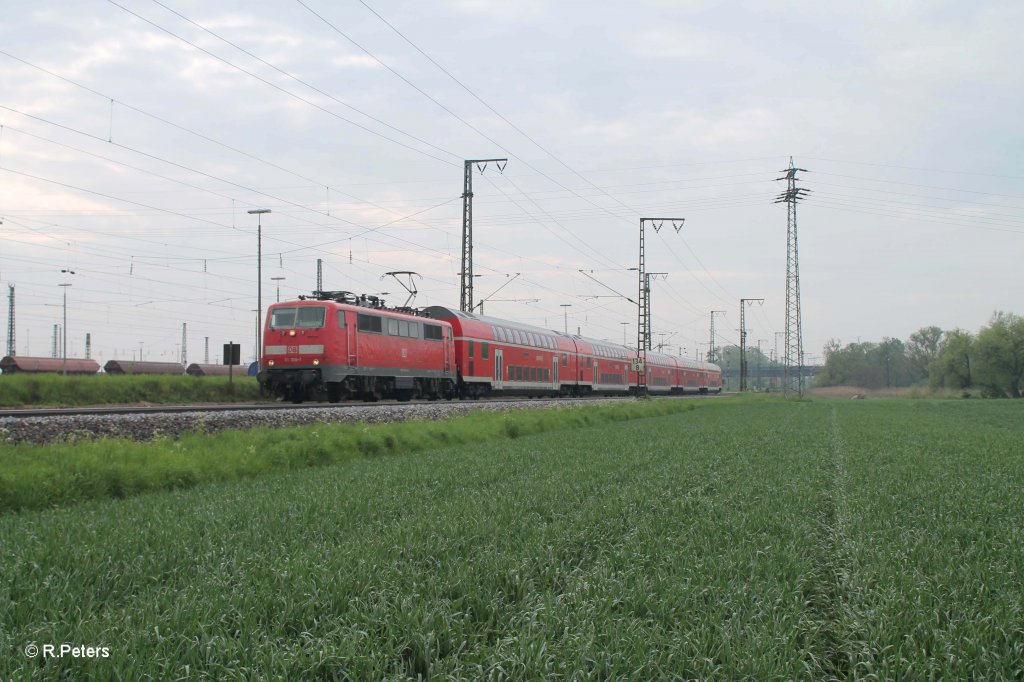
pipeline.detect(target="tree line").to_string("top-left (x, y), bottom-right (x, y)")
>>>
top-left (816, 312), bottom-right (1024, 397)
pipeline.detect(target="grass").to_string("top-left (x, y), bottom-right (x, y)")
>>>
top-left (0, 399), bottom-right (695, 513)
top-left (2, 397), bottom-right (1022, 678)
top-left (0, 373), bottom-right (260, 407)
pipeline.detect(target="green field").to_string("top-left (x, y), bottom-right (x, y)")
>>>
top-left (2, 398), bottom-right (1022, 679)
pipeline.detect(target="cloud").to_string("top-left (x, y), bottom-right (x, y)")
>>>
top-left (448, 0), bottom-right (549, 21)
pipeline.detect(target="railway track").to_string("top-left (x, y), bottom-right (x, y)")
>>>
top-left (0, 393), bottom-right (723, 420)
top-left (0, 394), bottom-right (723, 445)
top-left (0, 400), bottom-right (379, 419)
top-left (0, 396), bottom-right (564, 420)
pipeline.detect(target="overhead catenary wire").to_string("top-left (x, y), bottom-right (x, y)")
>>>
top-left (351, 0), bottom-right (744, 302)
top-left (106, 0), bottom-right (459, 167)
top-left (144, 0), bottom-right (463, 165)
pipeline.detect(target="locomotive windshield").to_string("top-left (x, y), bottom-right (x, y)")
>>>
top-left (270, 306), bottom-right (326, 329)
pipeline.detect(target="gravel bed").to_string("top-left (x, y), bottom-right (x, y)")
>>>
top-left (0, 398), bottom-right (628, 445)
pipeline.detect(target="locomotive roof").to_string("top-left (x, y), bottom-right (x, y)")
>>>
top-left (275, 297), bottom-right (450, 323)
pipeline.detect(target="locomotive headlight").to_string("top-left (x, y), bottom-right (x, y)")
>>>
top-left (289, 330), bottom-right (296, 337)
top-left (268, 360), bottom-right (275, 366)
top-left (312, 359), bottom-right (320, 366)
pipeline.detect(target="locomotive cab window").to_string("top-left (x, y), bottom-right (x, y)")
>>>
top-left (270, 307), bottom-right (296, 329)
top-left (270, 306), bottom-right (326, 329)
top-left (295, 307), bottom-right (325, 328)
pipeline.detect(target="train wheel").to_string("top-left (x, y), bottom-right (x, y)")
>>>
top-left (326, 383), bottom-right (343, 403)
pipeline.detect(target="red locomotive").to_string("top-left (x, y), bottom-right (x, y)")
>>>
top-left (258, 291), bottom-right (722, 403)
top-left (258, 292), bottom-right (456, 403)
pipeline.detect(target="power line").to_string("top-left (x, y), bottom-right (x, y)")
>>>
top-left (814, 170), bottom-right (1024, 200)
top-left (353, 0), bottom-right (742, 301)
top-left (107, 0), bottom-right (459, 166)
top-left (804, 156), bottom-right (1024, 181)
top-left (146, 0), bottom-right (462, 164)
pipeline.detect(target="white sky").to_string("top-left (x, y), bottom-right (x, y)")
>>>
top-left (1, 0), bottom-right (1021, 365)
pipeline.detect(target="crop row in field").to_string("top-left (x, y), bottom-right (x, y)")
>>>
top-left (2, 398), bottom-right (1022, 679)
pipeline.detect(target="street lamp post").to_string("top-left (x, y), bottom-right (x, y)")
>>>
top-left (58, 268), bottom-right (75, 376)
top-left (58, 282), bottom-right (71, 375)
top-left (271, 276), bottom-right (285, 303)
top-left (251, 309), bottom-right (260, 365)
top-left (248, 209), bottom-right (271, 364)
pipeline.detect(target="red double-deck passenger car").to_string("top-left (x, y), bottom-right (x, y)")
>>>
top-left (424, 306), bottom-right (722, 398)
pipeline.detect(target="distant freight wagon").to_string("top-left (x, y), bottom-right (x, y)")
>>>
top-left (103, 360), bottom-right (185, 375)
top-left (0, 356), bottom-right (100, 375)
